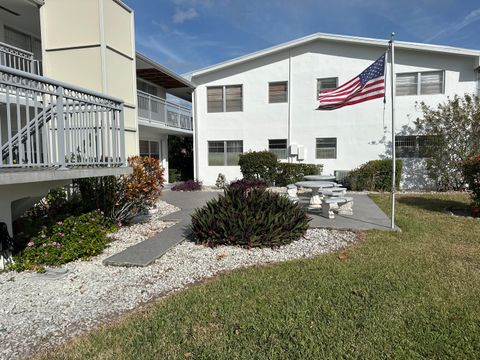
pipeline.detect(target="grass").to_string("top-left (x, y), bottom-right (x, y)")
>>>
top-left (38, 193), bottom-right (480, 360)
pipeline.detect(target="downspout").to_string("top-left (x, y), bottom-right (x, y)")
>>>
top-left (287, 49), bottom-right (292, 163)
top-left (193, 88), bottom-right (199, 180)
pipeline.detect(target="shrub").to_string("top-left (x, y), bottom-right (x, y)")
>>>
top-left (9, 211), bottom-right (116, 272)
top-left (238, 151), bottom-right (278, 185)
top-left (172, 180), bottom-right (202, 191)
top-left (416, 94), bottom-right (480, 190)
top-left (73, 156), bottom-right (164, 223)
top-left (345, 160), bottom-right (403, 191)
top-left (229, 179), bottom-right (267, 191)
top-left (276, 163), bottom-right (323, 186)
top-left (463, 154), bottom-right (480, 207)
top-left (169, 168), bottom-right (181, 183)
top-left (190, 186), bottom-right (310, 248)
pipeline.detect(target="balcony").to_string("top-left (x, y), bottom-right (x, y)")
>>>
top-left (137, 91), bottom-right (193, 133)
top-left (0, 41), bottom-right (42, 75)
top-left (0, 65), bottom-right (125, 173)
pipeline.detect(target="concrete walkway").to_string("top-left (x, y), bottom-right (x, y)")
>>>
top-left (103, 190), bottom-right (394, 267)
top-left (103, 191), bottom-right (219, 267)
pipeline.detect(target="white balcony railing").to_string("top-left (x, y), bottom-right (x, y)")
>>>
top-left (0, 41), bottom-right (42, 75)
top-left (137, 90), bottom-right (193, 131)
top-left (0, 65), bottom-right (125, 169)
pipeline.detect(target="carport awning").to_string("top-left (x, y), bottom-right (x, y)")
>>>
top-left (136, 52), bottom-right (195, 101)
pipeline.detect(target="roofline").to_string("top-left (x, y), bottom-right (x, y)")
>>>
top-left (191, 32), bottom-right (480, 78)
top-left (136, 52), bottom-right (196, 89)
top-left (27, 0), bottom-right (44, 6)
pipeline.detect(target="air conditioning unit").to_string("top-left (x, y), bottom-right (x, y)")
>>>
top-left (297, 145), bottom-right (305, 161)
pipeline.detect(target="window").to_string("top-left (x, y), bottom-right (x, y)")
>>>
top-left (396, 71), bottom-right (444, 96)
top-left (316, 138), bottom-right (337, 159)
top-left (4, 26), bottom-right (31, 52)
top-left (317, 77), bottom-right (338, 98)
top-left (395, 135), bottom-right (436, 158)
top-left (4, 26), bottom-right (42, 60)
top-left (269, 82), bottom-right (288, 103)
top-left (139, 140), bottom-right (160, 159)
top-left (396, 73), bottom-right (418, 96)
top-left (269, 139), bottom-right (288, 159)
top-left (208, 141), bottom-right (243, 166)
top-left (137, 79), bottom-right (158, 97)
top-left (207, 85), bottom-right (243, 112)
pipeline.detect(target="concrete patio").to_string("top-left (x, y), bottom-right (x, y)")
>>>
top-left (104, 190), bottom-right (395, 267)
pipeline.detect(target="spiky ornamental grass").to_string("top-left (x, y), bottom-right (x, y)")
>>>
top-left (190, 186), bottom-right (310, 248)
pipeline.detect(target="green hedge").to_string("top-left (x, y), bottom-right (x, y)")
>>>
top-left (345, 160), bottom-right (403, 191)
top-left (276, 163), bottom-right (323, 186)
top-left (238, 151), bottom-right (279, 185)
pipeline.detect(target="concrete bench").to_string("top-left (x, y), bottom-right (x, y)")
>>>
top-left (321, 196), bottom-right (353, 219)
top-left (322, 187), bottom-right (347, 197)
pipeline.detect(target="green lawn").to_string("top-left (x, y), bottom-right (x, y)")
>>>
top-left (39, 194), bottom-right (480, 360)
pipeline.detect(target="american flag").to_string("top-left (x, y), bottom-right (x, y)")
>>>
top-left (317, 54), bottom-right (386, 110)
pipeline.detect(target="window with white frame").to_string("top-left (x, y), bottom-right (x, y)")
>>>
top-left (316, 138), bottom-right (337, 159)
top-left (317, 77), bottom-right (338, 98)
top-left (208, 140), bottom-right (243, 166)
top-left (207, 85), bottom-right (243, 112)
top-left (269, 81), bottom-right (288, 103)
top-left (395, 135), bottom-right (436, 158)
top-left (139, 140), bottom-right (160, 159)
top-left (396, 71), bottom-right (444, 96)
top-left (268, 139), bottom-right (288, 159)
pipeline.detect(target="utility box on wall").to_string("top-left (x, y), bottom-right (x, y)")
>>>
top-left (297, 145), bottom-right (305, 161)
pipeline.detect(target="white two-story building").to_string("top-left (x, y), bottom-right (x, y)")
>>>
top-left (190, 33), bottom-right (480, 188)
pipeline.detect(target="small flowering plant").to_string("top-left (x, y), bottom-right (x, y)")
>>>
top-left (463, 154), bottom-right (480, 215)
top-left (10, 211), bottom-right (117, 272)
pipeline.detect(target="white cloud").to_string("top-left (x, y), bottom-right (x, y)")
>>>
top-left (425, 7), bottom-right (480, 41)
top-left (173, 7), bottom-right (199, 23)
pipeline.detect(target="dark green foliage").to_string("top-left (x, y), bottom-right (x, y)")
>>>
top-left (229, 179), bottom-right (267, 191)
top-left (169, 168), bottom-right (181, 183)
top-left (346, 159), bottom-right (403, 191)
top-left (190, 186), bottom-right (310, 248)
top-left (463, 154), bottom-right (480, 207)
top-left (168, 136), bottom-right (194, 180)
top-left (238, 151), bottom-right (278, 185)
top-left (276, 163), bottom-right (323, 186)
top-left (416, 94), bottom-right (480, 190)
top-left (172, 180), bottom-right (202, 191)
top-left (9, 211), bottom-right (116, 272)
top-left (74, 176), bottom-right (120, 215)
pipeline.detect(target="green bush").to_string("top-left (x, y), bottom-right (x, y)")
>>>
top-left (238, 151), bottom-right (278, 185)
top-left (190, 186), bottom-right (310, 248)
top-left (463, 154), bottom-right (480, 207)
top-left (276, 163), bottom-right (323, 186)
top-left (169, 168), bottom-right (180, 183)
top-left (345, 160), bottom-right (403, 191)
top-left (9, 211), bottom-right (116, 272)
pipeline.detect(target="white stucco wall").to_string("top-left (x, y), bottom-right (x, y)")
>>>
top-left (192, 39), bottom-right (479, 186)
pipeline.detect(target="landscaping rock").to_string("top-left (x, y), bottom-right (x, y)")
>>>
top-left (0, 198), bottom-right (357, 360)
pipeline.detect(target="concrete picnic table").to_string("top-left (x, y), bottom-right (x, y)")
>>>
top-left (294, 181), bottom-right (336, 208)
top-left (304, 175), bottom-right (336, 181)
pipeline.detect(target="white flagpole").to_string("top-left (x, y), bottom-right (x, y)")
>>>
top-left (389, 32), bottom-right (396, 230)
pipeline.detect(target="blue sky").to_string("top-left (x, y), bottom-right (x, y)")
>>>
top-left (125, 0), bottom-right (480, 75)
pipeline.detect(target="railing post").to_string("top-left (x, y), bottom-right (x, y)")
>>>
top-left (56, 85), bottom-right (67, 169)
top-left (119, 103), bottom-right (125, 165)
top-left (148, 94), bottom-right (152, 121)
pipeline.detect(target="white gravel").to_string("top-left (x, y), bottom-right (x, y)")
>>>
top-left (0, 200), bottom-right (357, 360)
